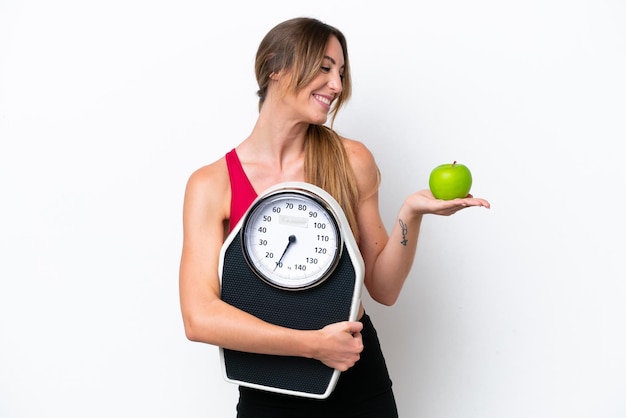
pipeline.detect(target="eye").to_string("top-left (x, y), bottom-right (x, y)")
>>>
top-left (320, 66), bottom-right (344, 83)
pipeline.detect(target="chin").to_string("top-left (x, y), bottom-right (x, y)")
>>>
top-left (311, 115), bottom-right (329, 125)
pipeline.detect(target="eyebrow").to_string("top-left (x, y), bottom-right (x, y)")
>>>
top-left (323, 55), bottom-right (345, 69)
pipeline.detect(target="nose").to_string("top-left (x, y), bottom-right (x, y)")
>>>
top-left (328, 71), bottom-right (343, 94)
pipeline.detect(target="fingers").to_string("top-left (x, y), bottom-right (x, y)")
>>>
top-left (347, 321), bottom-right (364, 360)
top-left (437, 196), bottom-right (491, 214)
top-left (458, 199), bottom-right (490, 210)
top-left (317, 321), bottom-right (364, 371)
top-left (410, 189), bottom-right (490, 214)
top-left (346, 320), bottom-right (364, 334)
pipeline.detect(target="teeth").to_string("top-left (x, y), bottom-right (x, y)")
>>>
top-left (315, 95), bottom-right (330, 105)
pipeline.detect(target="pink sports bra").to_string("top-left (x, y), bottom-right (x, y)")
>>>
top-left (225, 148), bottom-right (258, 231)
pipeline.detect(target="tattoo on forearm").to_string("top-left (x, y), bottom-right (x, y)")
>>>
top-left (399, 219), bottom-right (408, 246)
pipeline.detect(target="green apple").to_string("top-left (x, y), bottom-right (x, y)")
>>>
top-left (429, 161), bottom-right (473, 200)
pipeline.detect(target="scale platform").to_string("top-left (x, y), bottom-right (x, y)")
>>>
top-left (218, 182), bottom-right (364, 399)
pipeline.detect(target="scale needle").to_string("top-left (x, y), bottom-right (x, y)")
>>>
top-left (275, 234), bottom-right (296, 270)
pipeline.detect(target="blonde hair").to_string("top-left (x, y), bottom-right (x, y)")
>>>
top-left (254, 17), bottom-right (360, 241)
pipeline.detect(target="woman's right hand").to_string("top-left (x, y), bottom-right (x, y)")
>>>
top-left (313, 321), bottom-right (364, 371)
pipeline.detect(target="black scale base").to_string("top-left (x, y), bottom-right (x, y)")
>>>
top-left (220, 233), bottom-right (358, 397)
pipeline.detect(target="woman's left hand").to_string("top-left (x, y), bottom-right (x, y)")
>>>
top-left (404, 189), bottom-right (491, 217)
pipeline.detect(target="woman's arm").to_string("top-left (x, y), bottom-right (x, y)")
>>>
top-left (345, 139), bottom-right (490, 306)
top-left (178, 160), bottom-right (364, 370)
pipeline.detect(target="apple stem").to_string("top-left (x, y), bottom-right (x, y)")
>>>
top-left (452, 160), bottom-right (457, 166)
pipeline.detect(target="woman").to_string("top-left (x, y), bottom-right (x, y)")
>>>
top-left (179, 17), bottom-right (490, 417)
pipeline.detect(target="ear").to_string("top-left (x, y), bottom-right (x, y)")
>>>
top-left (269, 71), bottom-right (280, 81)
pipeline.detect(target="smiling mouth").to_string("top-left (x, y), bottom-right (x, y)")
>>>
top-left (313, 94), bottom-right (331, 106)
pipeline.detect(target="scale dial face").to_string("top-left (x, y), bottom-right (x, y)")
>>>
top-left (241, 188), bottom-right (342, 290)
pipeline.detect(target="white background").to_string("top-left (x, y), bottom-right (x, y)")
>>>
top-left (1, 1), bottom-right (625, 417)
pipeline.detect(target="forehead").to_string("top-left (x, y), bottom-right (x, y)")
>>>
top-left (323, 36), bottom-right (345, 68)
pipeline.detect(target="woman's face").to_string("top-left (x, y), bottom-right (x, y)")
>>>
top-left (278, 36), bottom-right (345, 125)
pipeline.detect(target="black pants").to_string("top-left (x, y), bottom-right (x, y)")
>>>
top-left (236, 313), bottom-right (399, 418)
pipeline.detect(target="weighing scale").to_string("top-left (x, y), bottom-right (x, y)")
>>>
top-left (218, 181), bottom-right (364, 399)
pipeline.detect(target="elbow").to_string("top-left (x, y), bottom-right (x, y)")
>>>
top-left (365, 278), bottom-right (401, 307)
top-left (367, 285), bottom-right (400, 306)
top-left (180, 297), bottom-right (223, 344)
top-left (182, 312), bottom-right (205, 343)
top-left (371, 294), bottom-right (399, 307)
top-left (183, 320), bottom-right (199, 342)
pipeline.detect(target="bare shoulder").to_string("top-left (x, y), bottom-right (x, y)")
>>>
top-left (184, 157), bottom-right (231, 224)
top-left (187, 156), bottom-right (228, 187)
top-left (341, 136), bottom-right (380, 200)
